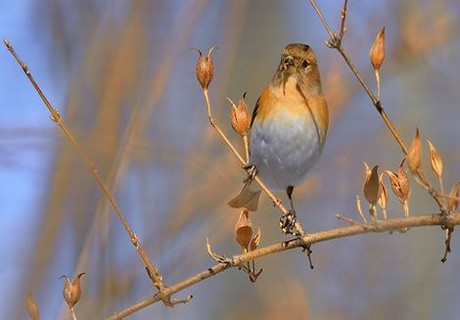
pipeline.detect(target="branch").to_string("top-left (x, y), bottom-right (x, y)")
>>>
top-left (108, 212), bottom-right (460, 319)
top-left (308, 0), bottom-right (446, 212)
top-left (3, 38), bottom-right (171, 303)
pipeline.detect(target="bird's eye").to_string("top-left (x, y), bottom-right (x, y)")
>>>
top-left (302, 60), bottom-right (310, 68)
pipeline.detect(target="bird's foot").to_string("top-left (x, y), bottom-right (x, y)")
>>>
top-left (242, 163), bottom-right (257, 183)
top-left (280, 210), bottom-right (299, 236)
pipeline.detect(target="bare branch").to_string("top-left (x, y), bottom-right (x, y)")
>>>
top-left (307, 1), bottom-right (447, 212)
top-left (109, 212), bottom-right (460, 319)
top-left (3, 38), bottom-right (169, 302)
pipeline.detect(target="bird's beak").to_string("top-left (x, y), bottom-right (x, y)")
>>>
top-left (282, 56), bottom-right (295, 71)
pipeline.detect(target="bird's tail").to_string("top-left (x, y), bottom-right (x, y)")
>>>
top-left (228, 182), bottom-right (262, 212)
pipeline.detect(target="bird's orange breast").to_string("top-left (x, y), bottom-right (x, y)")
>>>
top-left (253, 77), bottom-right (328, 145)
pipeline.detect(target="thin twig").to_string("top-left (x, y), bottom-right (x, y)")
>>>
top-left (338, 0), bottom-right (348, 40)
top-left (242, 134), bottom-right (250, 163)
top-left (441, 227), bottom-right (453, 263)
top-left (3, 38), bottom-right (170, 302)
top-left (375, 69), bottom-right (381, 102)
top-left (438, 193), bottom-right (460, 202)
top-left (309, 0), bottom-right (336, 42)
top-left (335, 213), bottom-right (359, 225)
top-left (356, 196), bottom-right (368, 224)
top-left (438, 176), bottom-right (445, 204)
top-left (310, 0), bottom-right (405, 152)
top-left (70, 308), bottom-right (78, 320)
top-left (108, 212), bottom-right (460, 319)
top-left (206, 238), bottom-right (233, 265)
top-left (308, 0), bottom-right (446, 212)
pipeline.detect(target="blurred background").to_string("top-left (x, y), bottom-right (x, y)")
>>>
top-left (1, 0), bottom-right (460, 319)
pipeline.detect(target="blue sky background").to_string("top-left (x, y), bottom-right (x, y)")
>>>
top-left (1, 0), bottom-right (460, 319)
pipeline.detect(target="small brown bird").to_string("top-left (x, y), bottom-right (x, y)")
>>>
top-left (229, 43), bottom-right (329, 217)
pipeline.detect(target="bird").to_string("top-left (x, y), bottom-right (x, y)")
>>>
top-left (228, 43), bottom-right (329, 225)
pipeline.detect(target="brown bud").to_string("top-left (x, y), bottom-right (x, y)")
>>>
top-left (235, 210), bottom-right (253, 250)
top-left (60, 273), bottom-right (85, 309)
top-left (446, 182), bottom-right (459, 212)
top-left (194, 47), bottom-right (217, 89)
top-left (229, 92), bottom-right (251, 136)
top-left (364, 165), bottom-right (381, 206)
top-left (370, 26), bottom-right (386, 70)
top-left (26, 292), bottom-right (40, 320)
top-left (407, 128), bottom-right (422, 174)
top-left (250, 227), bottom-right (261, 251)
top-left (427, 140), bottom-right (443, 178)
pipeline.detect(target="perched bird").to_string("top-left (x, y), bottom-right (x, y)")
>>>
top-left (229, 43), bottom-right (329, 218)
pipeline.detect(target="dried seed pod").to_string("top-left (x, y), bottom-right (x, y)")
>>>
top-left (60, 273), bottom-right (85, 310)
top-left (386, 171), bottom-right (401, 199)
top-left (427, 140), bottom-right (443, 178)
top-left (250, 227), bottom-right (261, 251)
top-left (229, 92), bottom-right (251, 136)
top-left (385, 162), bottom-right (411, 205)
top-left (364, 165), bottom-right (381, 206)
top-left (446, 182), bottom-right (459, 212)
top-left (26, 292), bottom-right (40, 320)
top-left (363, 162), bottom-right (371, 182)
top-left (378, 173), bottom-right (388, 212)
top-left (397, 159), bottom-right (411, 201)
top-left (195, 47), bottom-right (217, 89)
top-left (407, 128), bottom-right (422, 174)
top-left (370, 27), bottom-right (386, 70)
top-left (235, 210), bottom-right (253, 251)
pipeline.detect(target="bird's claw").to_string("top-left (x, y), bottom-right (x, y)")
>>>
top-left (243, 163), bottom-right (257, 183)
top-left (279, 211), bottom-right (299, 235)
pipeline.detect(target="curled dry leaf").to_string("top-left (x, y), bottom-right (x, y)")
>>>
top-left (370, 26), bottom-right (386, 70)
top-left (407, 128), bottom-right (422, 174)
top-left (250, 227), bottom-right (261, 251)
top-left (26, 292), bottom-right (40, 320)
top-left (446, 182), bottom-right (459, 212)
top-left (229, 92), bottom-right (251, 137)
top-left (60, 273), bottom-right (85, 309)
top-left (364, 165), bottom-right (381, 206)
top-left (194, 46), bottom-right (217, 90)
top-left (235, 209), bottom-right (253, 250)
top-left (427, 139), bottom-right (443, 177)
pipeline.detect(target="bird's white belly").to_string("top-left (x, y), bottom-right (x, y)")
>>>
top-left (249, 108), bottom-right (321, 191)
